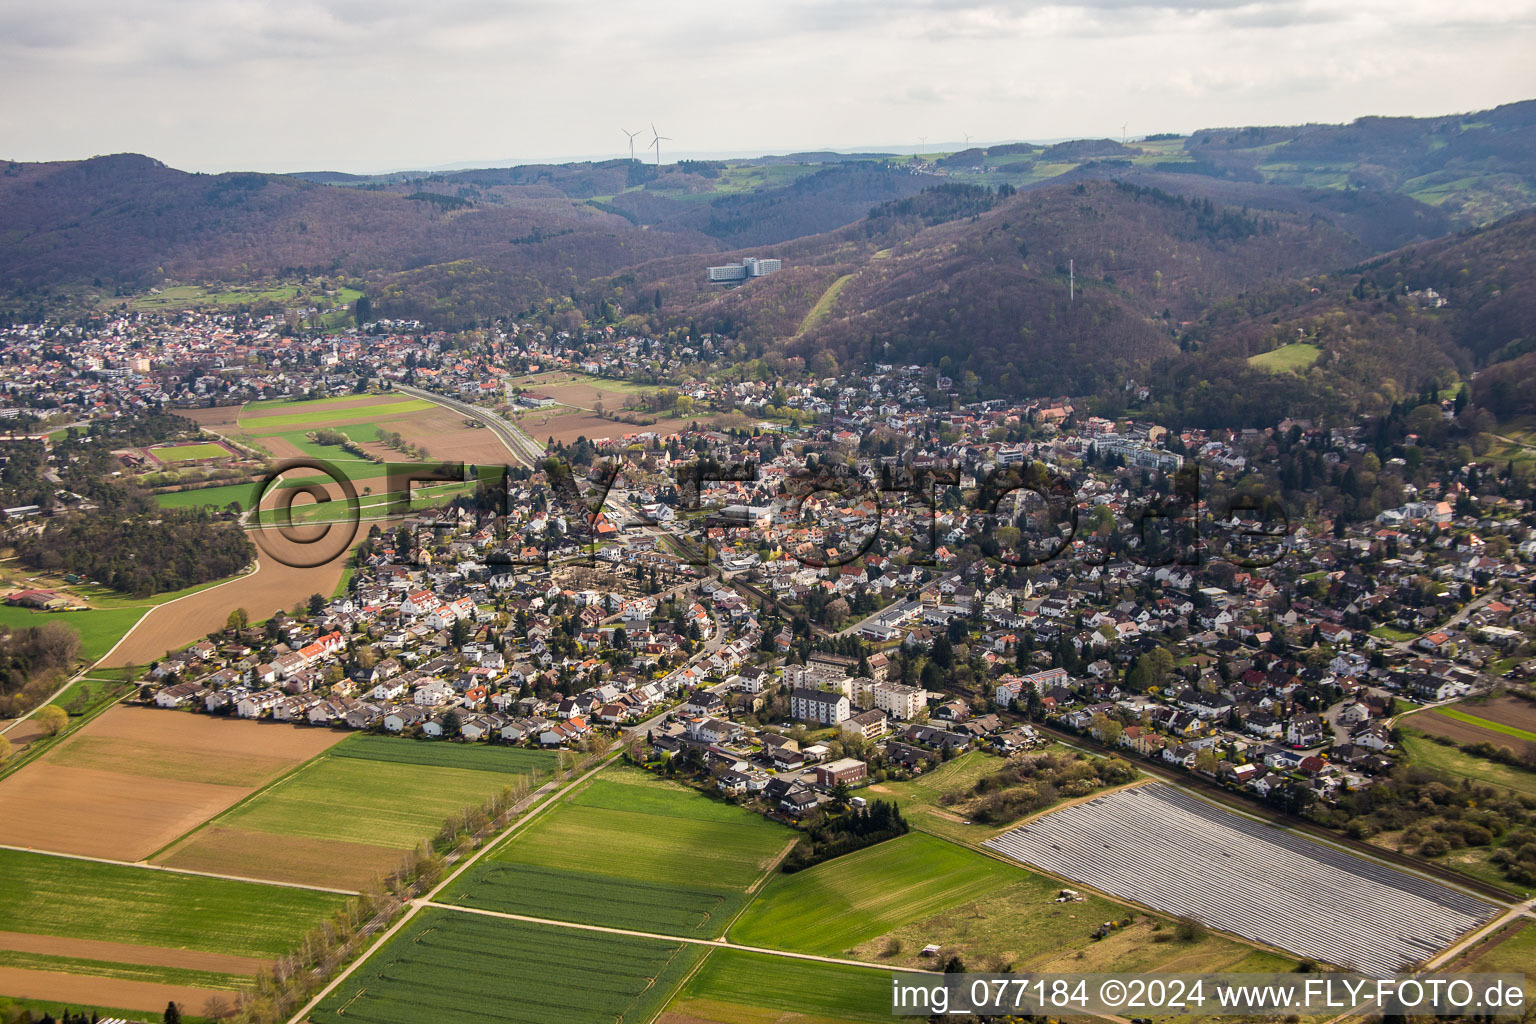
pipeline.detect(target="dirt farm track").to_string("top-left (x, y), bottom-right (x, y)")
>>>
top-left (0, 966), bottom-right (234, 1015)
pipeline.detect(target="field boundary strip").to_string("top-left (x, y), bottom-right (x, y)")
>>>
top-left (0, 843), bottom-right (357, 896)
top-left (1436, 707), bottom-right (1536, 744)
top-left (143, 740), bottom-right (346, 864)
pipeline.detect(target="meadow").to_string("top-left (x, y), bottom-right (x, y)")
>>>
top-left (1400, 733), bottom-right (1536, 798)
top-left (443, 769), bottom-right (791, 937)
top-left (129, 282), bottom-right (361, 313)
top-left (660, 948), bottom-right (902, 1024)
top-left (0, 848), bottom-right (343, 956)
top-left (309, 909), bottom-right (705, 1024)
top-left (729, 832), bottom-right (1022, 955)
top-left (237, 398), bottom-right (433, 430)
top-left (1248, 342), bottom-right (1322, 373)
top-left (488, 772), bottom-right (790, 887)
top-left (0, 604), bottom-right (155, 662)
top-left (866, 749), bottom-right (1008, 843)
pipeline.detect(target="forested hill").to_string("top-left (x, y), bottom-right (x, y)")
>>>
top-left (0, 153), bottom-right (710, 305)
top-left (1, 99), bottom-right (1532, 404)
top-left (597, 178), bottom-right (1447, 396)
top-left (1134, 209), bottom-right (1536, 428)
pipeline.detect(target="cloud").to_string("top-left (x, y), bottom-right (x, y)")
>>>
top-left (0, 0), bottom-right (1530, 172)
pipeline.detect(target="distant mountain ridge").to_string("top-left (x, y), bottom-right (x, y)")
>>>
top-left (1, 99), bottom-right (1533, 410)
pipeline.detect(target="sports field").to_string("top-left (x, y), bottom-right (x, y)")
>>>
top-left (309, 909), bottom-right (705, 1024)
top-left (730, 832), bottom-right (1021, 955)
top-left (154, 734), bottom-right (554, 888)
top-left (148, 442), bottom-right (231, 463)
top-left (443, 768), bottom-right (792, 937)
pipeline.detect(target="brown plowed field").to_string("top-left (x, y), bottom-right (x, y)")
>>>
top-left (0, 930), bottom-right (266, 974)
top-left (179, 406), bottom-right (242, 432)
top-left (0, 707), bottom-right (345, 860)
top-left (103, 533), bottom-right (352, 667)
top-left (1411, 710), bottom-right (1536, 756)
top-left (516, 409), bottom-right (694, 446)
top-left (359, 406), bottom-right (518, 465)
top-left (259, 435), bottom-right (308, 459)
top-left (0, 965), bottom-right (235, 1011)
top-left (156, 826), bottom-right (402, 890)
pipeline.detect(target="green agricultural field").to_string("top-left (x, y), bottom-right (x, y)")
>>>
top-left (151, 442), bottom-right (230, 462)
top-left (665, 948), bottom-right (905, 1024)
top-left (310, 909), bottom-right (705, 1024)
top-left (330, 734), bottom-right (556, 774)
top-left (153, 480), bottom-right (262, 511)
top-left (243, 392), bottom-right (385, 413)
top-left (207, 751), bottom-right (532, 850)
top-left (444, 769), bottom-right (791, 937)
top-left (490, 773), bottom-right (791, 887)
top-left (1248, 342), bottom-right (1322, 373)
top-left (0, 848), bottom-right (343, 956)
top-left (730, 832), bottom-right (1021, 955)
top-left (1437, 707), bottom-right (1536, 744)
top-left (1400, 733), bottom-right (1536, 798)
top-left (445, 861), bottom-right (749, 936)
top-left (237, 398), bottom-right (432, 430)
top-left (248, 479), bottom-right (474, 526)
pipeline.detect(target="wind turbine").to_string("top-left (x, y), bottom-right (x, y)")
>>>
top-left (963, 132), bottom-right (973, 147)
top-left (1121, 122), bottom-right (1128, 145)
top-left (650, 124), bottom-right (672, 167)
top-left (622, 128), bottom-right (642, 162)
top-left (917, 136), bottom-right (927, 157)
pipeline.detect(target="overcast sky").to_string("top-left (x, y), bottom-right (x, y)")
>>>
top-left (2, 0), bottom-right (1533, 174)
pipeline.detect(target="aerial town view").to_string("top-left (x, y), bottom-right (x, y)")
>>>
top-left (0, 2), bottom-right (1533, 1024)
